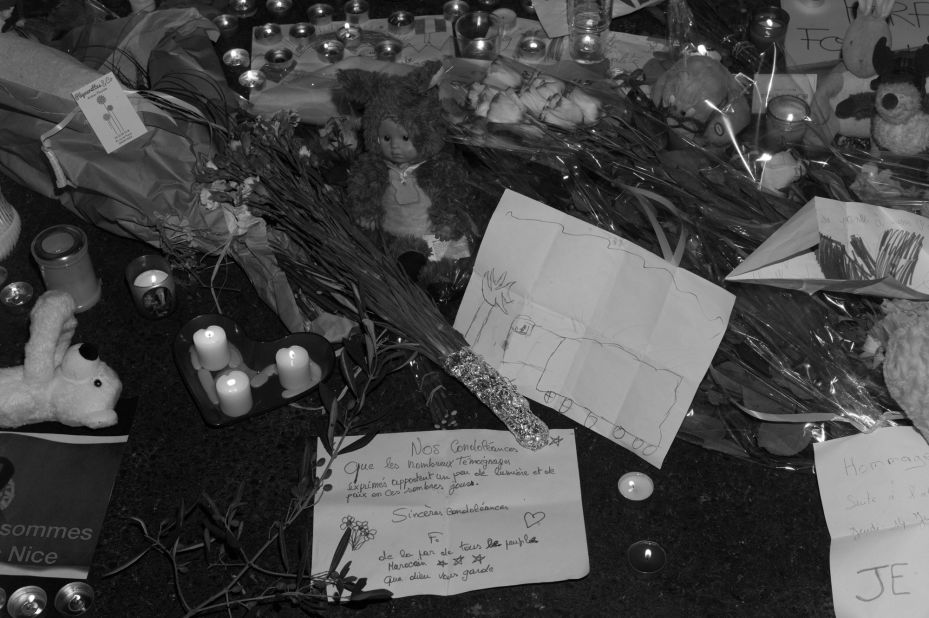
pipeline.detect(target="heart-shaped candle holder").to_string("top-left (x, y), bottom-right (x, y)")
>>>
top-left (174, 314), bottom-right (335, 426)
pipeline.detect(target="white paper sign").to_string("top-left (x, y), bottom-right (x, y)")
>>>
top-left (782, 0), bottom-right (929, 70)
top-left (71, 72), bottom-right (146, 154)
top-left (453, 190), bottom-right (734, 468)
top-left (311, 429), bottom-right (588, 598)
top-left (815, 426), bottom-right (929, 617)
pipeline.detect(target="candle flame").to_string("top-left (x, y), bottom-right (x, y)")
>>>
top-left (764, 18), bottom-right (774, 27)
top-left (644, 548), bottom-right (652, 560)
top-left (205, 331), bottom-right (214, 340)
top-left (786, 113), bottom-right (795, 122)
top-left (289, 349), bottom-right (296, 361)
top-left (226, 377), bottom-right (237, 386)
top-left (697, 44), bottom-right (707, 55)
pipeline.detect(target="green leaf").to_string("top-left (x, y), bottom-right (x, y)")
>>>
top-left (362, 318), bottom-right (376, 367)
top-left (318, 382), bottom-right (336, 415)
top-left (329, 526), bottom-right (352, 575)
top-left (340, 351), bottom-right (358, 397)
top-left (347, 588), bottom-right (393, 603)
top-left (278, 522), bottom-right (290, 571)
top-left (341, 432), bottom-right (379, 455)
top-left (343, 334), bottom-right (366, 369)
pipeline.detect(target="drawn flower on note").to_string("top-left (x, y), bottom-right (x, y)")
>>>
top-left (340, 514), bottom-right (377, 551)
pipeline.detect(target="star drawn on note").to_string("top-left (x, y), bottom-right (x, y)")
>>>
top-left (549, 435), bottom-right (564, 447)
top-left (472, 554), bottom-right (485, 564)
top-left (436, 559), bottom-right (448, 567)
top-left (453, 555), bottom-right (465, 566)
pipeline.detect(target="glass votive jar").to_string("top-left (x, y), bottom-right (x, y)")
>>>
top-left (212, 14), bottom-right (239, 37)
top-left (763, 94), bottom-right (810, 150)
top-left (343, 0), bottom-right (369, 25)
top-left (520, 0), bottom-right (536, 15)
top-left (31, 224), bottom-right (101, 312)
top-left (266, 0), bottom-right (292, 21)
top-left (569, 28), bottom-right (606, 64)
top-left (0, 281), bottom-right (34, 315)
top-left (375, 39), bottom-right (403, 61)
top-left (749, 6), bottom-right (789, 52)
top-left (307, 3), bottom-right (334, 27)
top-left (454, 11), bottom-right (502, 60)
top-left (222, 48), bottom-right (251, 74)
top-left (126, 254), bottom-right (177, 319)
top-left (254, 22), bottom-right (283, 45)
top-left (290, 22), bottom-right (316, 41)
top-left (228, 0), bottom-right (257, 18)
top-left (517, 31), bottom-right (546, 62)
top-left (337, 22), bottom-right (363, 50)
top-left (239, 69), bottom-right (267, 90)
top-left (493, 7), bottom-right (517, 34)
top-left (444, 0), bottom-right (470, 21)
top-left (388, 10), bottom-right (415, 36)
top-left (264, 47), bottom-right (296, 77)
top-left (315, 39), bottom-right (345, 63)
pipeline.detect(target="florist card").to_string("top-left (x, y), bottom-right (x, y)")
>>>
top-left (814, 426), bottom-right (929, 618)
top-left (727, 197), bottom-right (929, 299)
top-left (310, 429), bottom-right (587, 598)
top-left (453, 190), bottom-right (735, 468)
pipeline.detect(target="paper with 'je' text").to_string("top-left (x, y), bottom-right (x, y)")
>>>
top-left (815, 426), bottom-right (929, 618)
top-left (311, 429), bottom-right (588, 597)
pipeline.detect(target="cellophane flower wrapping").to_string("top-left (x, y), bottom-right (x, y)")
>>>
top-left (439, 55), bottom-right (900, 470)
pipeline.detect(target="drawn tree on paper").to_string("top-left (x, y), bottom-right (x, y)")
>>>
top-left (817, 230), bottom-right (922, 285)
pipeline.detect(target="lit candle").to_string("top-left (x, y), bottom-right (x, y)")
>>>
top-left (517, 34), bottom-right (546, 61)
top-left (627, 540), bottom-right (667, 576)
top-left (193, 325), bottom-right (231, 371)
top-left (275, 345), bottom-right (313, 391)
top-left (617, 472), bottom-right (654, 501)
top-left (126, 254), bottom-right (176, 319)
top-left (215, 370), bottom-right (253, 417)
top-left (343, 0), bottom-right (369, 25)
top-left (306, 3), bottom-right (334, 26)
top-left (443, 0), bottom-right (469, 21)
top-left (337, 22), bottom-right (362, 50)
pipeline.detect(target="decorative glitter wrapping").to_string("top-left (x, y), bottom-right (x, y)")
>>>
top-left (444, 348), bottom-right (550, 450)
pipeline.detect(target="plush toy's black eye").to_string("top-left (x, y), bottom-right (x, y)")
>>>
top-left (402, 135), bottom-right (409, 141)
top-left (94, 379), bottom-right (102, 388)
top-left (382, 135), bottom-right (390, 142)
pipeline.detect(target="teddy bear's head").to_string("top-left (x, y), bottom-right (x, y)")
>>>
top-left (53, 343), bottom-right (121, 428)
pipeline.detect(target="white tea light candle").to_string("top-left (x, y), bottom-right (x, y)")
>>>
top-left (337, 22), bottom-right (362, 50)
top-left (618, 471), bottom-right (654, 501)
top-left (216, 370), bottom-right (253, 417)
top-left (275, 345), bottom-right (312, 391)
top-left (193, 325), bottom-right (231, 371)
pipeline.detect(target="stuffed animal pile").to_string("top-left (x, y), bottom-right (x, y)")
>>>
top-left (0, 290), bottom-right (121, 428)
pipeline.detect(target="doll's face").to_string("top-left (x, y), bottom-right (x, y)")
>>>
top-left (377, 118), bottom-right (419, 165)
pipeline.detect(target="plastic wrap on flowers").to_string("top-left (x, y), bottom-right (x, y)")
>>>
top-left (443, 60), bottom-right (902, 470)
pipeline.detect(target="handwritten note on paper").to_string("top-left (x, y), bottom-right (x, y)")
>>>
top-left (310, 429), bottom-right (588, 598)
top-left (782, 0), bottom-right (929, 70)
top-left (815, 426), bottom-right (929, 618)
top-left (453, 190), bottom-right (734, 468)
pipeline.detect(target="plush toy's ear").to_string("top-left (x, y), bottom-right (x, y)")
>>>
top-left (23, 290), bottom-right (77, 384)
top-left (872, 36), bottom-right (895, 78)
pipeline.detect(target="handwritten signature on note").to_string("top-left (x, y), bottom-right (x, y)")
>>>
top-left (311, 429), bottom-right (588, 598)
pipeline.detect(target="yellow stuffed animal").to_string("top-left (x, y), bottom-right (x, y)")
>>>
top-left (0, 290), bottom-right (121, 428)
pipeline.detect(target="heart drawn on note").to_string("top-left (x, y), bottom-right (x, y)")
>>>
top-left (524, 511), bottom-right (546, 528)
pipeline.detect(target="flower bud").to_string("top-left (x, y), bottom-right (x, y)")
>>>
top-left (565, 87), bottom-right (602, 125)
top-left (483, 58), bottom-right (524, 90)
top-left (487, 89), bottom-right (526, 124)
top-left (541, 94), bottom-right (584, 129)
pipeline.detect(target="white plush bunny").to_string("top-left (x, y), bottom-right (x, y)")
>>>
top-left (0, 290), bottom-right (120, 428)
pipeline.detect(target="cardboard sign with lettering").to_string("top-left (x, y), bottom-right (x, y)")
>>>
top-left (311, 429), bottom-right (588, 597)
top-left (815, 426), bottom-right (929, 617)
top-left (783, 0), bottom-right (929, 70)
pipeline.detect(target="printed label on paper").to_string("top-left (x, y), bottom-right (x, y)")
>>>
top-left (72, 72), bottom-right (147, 154)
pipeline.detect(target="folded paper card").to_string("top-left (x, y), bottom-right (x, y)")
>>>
top-left (814, 426), bottom-right (929, 618)
top-left (454, 190), bottom-right (734, 467)
top-left (310, 429), bottom-right (587, 598)
top-left (728, 197), bottom-right (929, 299)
